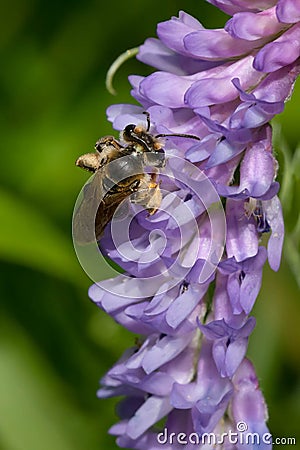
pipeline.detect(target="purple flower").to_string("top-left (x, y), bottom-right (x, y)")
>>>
top-left (171, 339), bottom-right (233, 435)
top-left (98, 330), bottom-right (199, 442)
top-left (199, 316), bottom-right (256, 378)
top-left (225, 6), bottom-right (284, 41)
top-left (231, 358), bottom-right (271, 449)
top-left (230, 142), bottom-right (278, 197)
top-left (219, 247), bottom-right (268, 314)
top-left (90, 272), bottom-right (210, 336)
top-left (229, 77), bottom-right (286, 129)
top-left (77, 1), bottom-right (300, 447)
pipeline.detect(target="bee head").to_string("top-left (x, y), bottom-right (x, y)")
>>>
top-left (122, 124), bottom-right (137, 142)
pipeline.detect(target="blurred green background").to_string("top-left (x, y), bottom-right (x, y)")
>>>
top-left (0, 1), bottom-right (299, 449)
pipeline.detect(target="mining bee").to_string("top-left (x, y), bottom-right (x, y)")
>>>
top-left (74, 112), bottom-right (200, 242)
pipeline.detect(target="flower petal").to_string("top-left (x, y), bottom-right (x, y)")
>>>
top-left (206, 0), bottom-right (277, 15)
top-left (157, 11), bottom-right (204, 55)
top-left (185, 56), bottom-right (262, 107)
top-left (276, 0), bottom-right (300, 23)
top-left (225, 7), bottom-right (283, 41)
top-left (127, 396), bottom-right (173, 439)
top-left (184, 29), bottom-right (256, 59)
top-left (138, 38), bottom-right (186, 74)
top-left (263, 195), bottom-right (284, 271)
top-left (240, 248), bottom-right (267, 313)
top-left (254, 23), bottom-right (300, 72)
top-left (226, 199), bottom-right (259, 262)
top-left (142, 333), bottom-right (194, 373)
top-left (140, 72), bottom-right (193, 108)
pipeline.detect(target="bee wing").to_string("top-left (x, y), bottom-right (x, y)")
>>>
top-left (74, 170), bottom-right (139, 243)
top-left (94, 182), bottom-right (139, 241)
top-left (73, 169), bottom-right (106, 244)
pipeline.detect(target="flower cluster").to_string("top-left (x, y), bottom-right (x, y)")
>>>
top-left (89, 1), bottom-right (300, 448)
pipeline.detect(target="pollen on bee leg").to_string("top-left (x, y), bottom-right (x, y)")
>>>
top-left (149, 171), bottom-right (160, 189)
top-left (146, 182), bottom-right (162, 215)
top-left (153, 142), bottom-right (163, 150)
top-left (75, 152), bottom-right (102, 172)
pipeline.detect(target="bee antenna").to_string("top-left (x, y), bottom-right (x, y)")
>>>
top-left (155, 133), bottom-right (201, 141)
top-left (142, 111), bottom-right (151, 132)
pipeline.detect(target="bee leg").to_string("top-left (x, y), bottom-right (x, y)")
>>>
top-left (146, 182), bottom-right (162, 215)
top-left (130, 173), bottom-right (162, 214)
top-left (143, 172), bottom-right (162, 214)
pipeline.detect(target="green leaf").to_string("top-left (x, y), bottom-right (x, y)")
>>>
top-left (284, 210), bottom-right (300, 289)
top-left (0, 188), bottom-right (85, 286)
top-left (0, 315), bottom-right (109, 450)
top-left (292, 143), bottom-right (300, 182)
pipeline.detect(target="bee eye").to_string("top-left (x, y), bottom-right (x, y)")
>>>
top-left (124, 124), bottom-right (136, 134)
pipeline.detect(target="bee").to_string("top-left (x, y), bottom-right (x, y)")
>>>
top-left (74, 112), bottom-right (200, 243)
